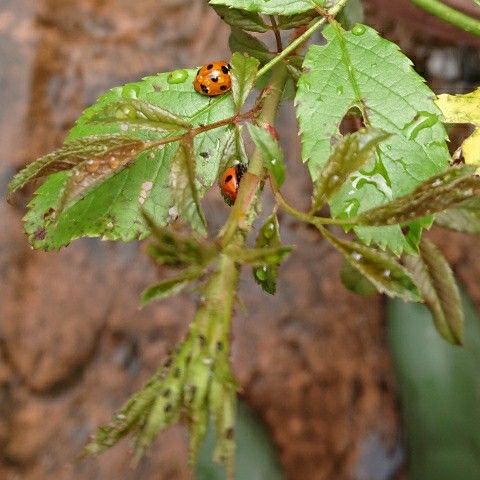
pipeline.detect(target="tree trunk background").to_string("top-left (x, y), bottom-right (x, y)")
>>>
top-left (0, 1), bottom-right (479, 479)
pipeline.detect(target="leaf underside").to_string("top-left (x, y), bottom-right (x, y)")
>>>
top-left (296, 24), bottom-right (450, 254)
top-left (209, 0), bottom-right (321, 16)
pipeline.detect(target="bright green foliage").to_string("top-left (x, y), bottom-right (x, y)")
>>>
top-left (14, 70), bottom-right (236, 250)
top-left (312, 128), bottom-right (389, 211)
top-left (356, 166), bottom-right (480, 226)
top-left (247, 124), bottom-right (285, 186)
top-left (211, 5), bottom-right (269, 32)
top-left (229, 28), bottom-right (273, 64)
top-left (340, 259), bottom-right (377, 296)
top-left (209, 0), bottom-right (322, 16)
top-left (230, 52), bottom-right (260, 111)
top-left (435, 198), bottom-right (480, 234)
top-left (296, 23), bottom-right (450, 254)
top-left (405, 239), bottom-right (464, 345)
top-left (252, 214), bottom-right (283, 295)
top-left (320, 226), bottom-right (420, 302)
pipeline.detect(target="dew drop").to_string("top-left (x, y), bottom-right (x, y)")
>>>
top-left (382, 269), bottom-right (391, 278)
top-left (351, 252), bottom-right (363, 261)
top-left (255, 265), bottom-right (269, 281)
top-left (122, 84), bottom-right (140, 99)
top-left (167, 69), bottom-right (189, 84)
top-left (263, 221), bottom-right (275, 239)
top-left (351, 24), bottom-right (366, 36)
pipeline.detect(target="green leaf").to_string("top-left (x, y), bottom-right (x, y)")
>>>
top-left (211, 5), bottom-right (269, 32)
top-left (226, 245), bottom-right (292, 265)
top-left (20, 70), bottom-right (235, 250)
top-left (144, 213), bottom-right (218, 267)
top-left (356, 166), bottom-right (480, 226)
top-left (8, 134), bottom-right (141, 196)
top-left (170, 139), bottom-right (207, 234)
top-left (312, 128), bottom-right (389, 211)
top-left (340, 259), bottom-right (377, 296)
top-left (296, 23), bottom-right (450, 254)
top-left (435, 198), bottom-right (480, 234)
top-left (140, 268), bottom-right (202, 307)
top-left (320, 226), bottom-right (420, 302)
top-left (230, 52), bottom-right (260, 111)
top-left (277, 11), bottom-right (316, 29)
top-left (229, 28), bottom-right (273, 64)
top-left (252, 214), bottom-right (284, 295)
top-left (405, 239), bottom-right (464, 345)
top-left (210, 0), bottom-right (323, 15)
top-left (247, 124), bottom-right (285, 187)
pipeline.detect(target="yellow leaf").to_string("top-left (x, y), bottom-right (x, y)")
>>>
top-left (436, 87), bottom-right (480, 165)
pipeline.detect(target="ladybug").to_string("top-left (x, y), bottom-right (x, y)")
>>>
top-left (219, 163), bottom-right (247, 206)
top-left (194, 61), bottom-right (232, 96)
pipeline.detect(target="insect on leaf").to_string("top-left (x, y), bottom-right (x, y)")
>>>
top-left (435, 87), bottom-right (480, 165)
top-left (296, 23), bottom-right (450, 254)
top-left (247, 123), bottom-right (285, 187)
top-left (356, 166), bottom-right (480, 226)
top-left (312, 128), bottom-right (389, 211)
top-left (405, 239), bottom-right (464, 345)
top-left (320, 226), bottom-right (420, 302)
top-left (230, 52), bottom-right (260, 112)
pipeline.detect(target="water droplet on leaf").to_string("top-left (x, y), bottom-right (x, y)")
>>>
top-left (336, 85), bottom-right (344, 95)
top-left (167, 69), bottom-right (189, 84)
top-left (352, 24), bottom-right (366, 36)
top-left (255, 265), bottom-right (269, 281)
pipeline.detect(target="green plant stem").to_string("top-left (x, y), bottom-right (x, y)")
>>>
top-left (410, 0), bottom-right (480, 36)
top-left (219, 63), bottom-right (290, 247)
top-left (256, 0), bottom-right (350, 79)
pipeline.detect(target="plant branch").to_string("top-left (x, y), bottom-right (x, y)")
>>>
top-left (410, 0), bottom-right (480, 36)
top-left (269, 15), bottom-right (283, 52)
top-left (256, 0), bottom-right (350, 79)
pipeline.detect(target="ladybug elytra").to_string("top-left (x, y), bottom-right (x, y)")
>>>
top-left (194, 61), bottom-right (232, 97)
top-left (219, 163), bottom-right (247, 206)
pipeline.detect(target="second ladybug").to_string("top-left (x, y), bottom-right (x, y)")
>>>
top-left (194, 61), bottom-right (232, 97)
top-left (219, 163), bottom-right (247, 206)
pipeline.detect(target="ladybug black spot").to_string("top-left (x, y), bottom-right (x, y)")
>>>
top-left (207, 64), bottom-right (214, 70)
top-left (221, 65), bottom-right (229, 74)
top-left (211, 76), bottom-right (219, 83)
top-left (227, 63), bottom-right (232, 70)
top-left (225, 175), bottom-right (233, 182)
top-left (200, 84), bottom-right (209, 93)
top-left (220, 85), bottom-right (227, 91)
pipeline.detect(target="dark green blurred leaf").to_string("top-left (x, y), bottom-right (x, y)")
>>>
top-left (312, 128), bottom-right (389, 211)
top-left (340, 259), bottom-right (377, 296)
top-left (435, 198), bottom-right (480, 234)
top-left (388, 290), bottom-right (480, 480)
top-left (356, 166), bottom-right (480, 227)
top-left (229, 28), bottom-right (273, 64)
top-left (140, 268), bottom-right (202, 307)
top-left (196, 399), bottom-right (286, 480)
top-left (227, 245), bottom-right (293, 266)
top-left (211, 5), bottom-right (269, 32)
top-left (336, 0), bottom-right (364, 30)
top-left (277, 10), bottom-right (316, 29)
top-left (320, 226), bottom-right (420, 302)
top-left (230, 52), bottom-right (260, 111)
top-left (405, 239), bottom-right (464, 345)
top-left (247, 124), bottom-right (285, 187)
top-left (252, 213), bottom-right (283, 295)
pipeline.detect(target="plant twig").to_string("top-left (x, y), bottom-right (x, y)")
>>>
top-left (410, 0), bottom-right (480, 36)
top-left (256, 0), bottom-right (350, 79)
top-left (269, 15), bottom-right (283, 52)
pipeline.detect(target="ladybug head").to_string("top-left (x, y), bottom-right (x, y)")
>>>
top-left (219, 163), bottom-right (247, 206)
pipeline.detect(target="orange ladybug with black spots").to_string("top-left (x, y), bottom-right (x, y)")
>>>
top-left (219, 163), bottom-right (247, 206)
top-left (194, 61), bottom-right (232, 96)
